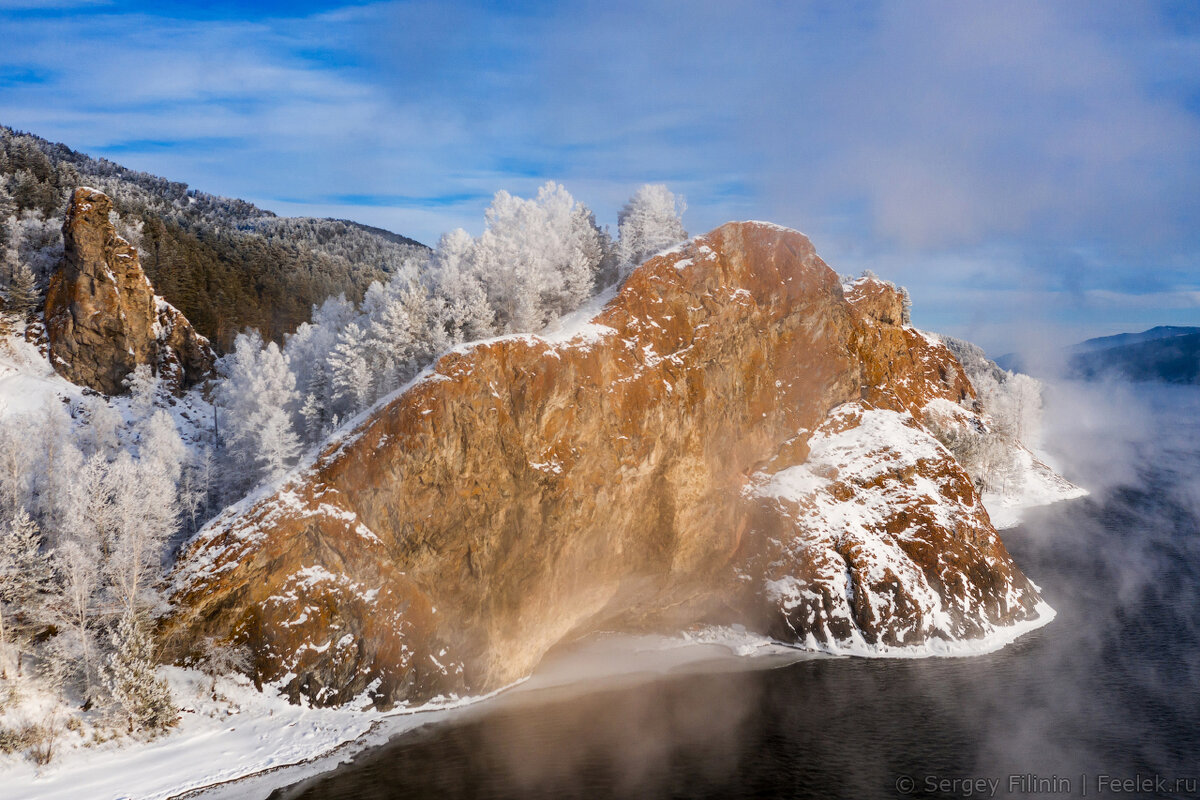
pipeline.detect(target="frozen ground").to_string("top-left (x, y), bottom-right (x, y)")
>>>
top-left (3, 632), bottom-right (817, 800)
top-left (3, 667), bottom-right (465, 800)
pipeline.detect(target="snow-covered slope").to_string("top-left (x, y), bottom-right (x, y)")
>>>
top-left (746, 402), bottom-right (1053, 656)
top-left (0, 326), bottom-right (81, 418)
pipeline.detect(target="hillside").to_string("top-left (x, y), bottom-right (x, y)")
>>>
top-left (1069, 325), bottom-right (1200, 354)
top-left (1069, 330), bottom-right (1200, 383)
top-left (0, 125), bottom-right (427, 349)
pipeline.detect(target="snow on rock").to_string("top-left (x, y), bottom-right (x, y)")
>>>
top-left (0, 331), bottom-right (81, 418)
top-left (744, 402), bottom-right (1049, 653)
top-left (920, 386), bottom-right (1087, 531)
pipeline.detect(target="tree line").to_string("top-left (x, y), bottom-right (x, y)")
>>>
top-left (0, 125), bottom-right (428, 349)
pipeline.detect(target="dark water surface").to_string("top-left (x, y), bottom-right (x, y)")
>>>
top-left (271, 385), bottom-right (1200, 800)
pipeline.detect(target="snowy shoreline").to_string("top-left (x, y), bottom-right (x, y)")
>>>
top-left (3, 609), bottom-right (1062, 800)
top-left (187, 615), bottom-right (1063, 799)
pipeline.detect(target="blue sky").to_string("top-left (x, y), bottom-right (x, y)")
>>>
top-left (1, 0), bottom-right (1199, 352)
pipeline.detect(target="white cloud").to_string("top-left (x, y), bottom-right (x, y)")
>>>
top-left (1, 1), bottom-right (1198, 351)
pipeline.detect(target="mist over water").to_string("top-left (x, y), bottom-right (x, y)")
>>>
top-left (269, 383), bottom-right (1200, 800)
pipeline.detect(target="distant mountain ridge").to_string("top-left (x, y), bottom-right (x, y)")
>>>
top-left (1070, 330), bottom-right (1200, 384)
top-left (998, 325), bottom-right (1200, 384)
top-left (0, 124), bottom-right (428, 349)
top-left (1069, 325), bottom-right (1200, 353)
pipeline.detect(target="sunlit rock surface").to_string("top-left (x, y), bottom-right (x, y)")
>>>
top-left (168, 222), bottom-right (1053, 708)
top-left (45, 187), bottom-right (214, 394)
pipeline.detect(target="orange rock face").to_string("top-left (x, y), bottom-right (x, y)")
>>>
top-left (45, 188), bottom-right (214, 394)
top-left (169, 222), bottom-right (1046, 707)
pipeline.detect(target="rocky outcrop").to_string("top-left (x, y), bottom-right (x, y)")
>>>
top-left (44, 187), bottom-right (214, 394)
top-left (168, 222), bottom-right (1051, 708)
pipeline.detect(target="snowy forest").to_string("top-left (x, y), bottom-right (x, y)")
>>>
top-left (0, 153), bottom-right (689, 762)
top-left (0, 125), bottom-right (427, 348)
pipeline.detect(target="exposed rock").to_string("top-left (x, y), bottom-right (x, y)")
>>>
top-left (168, 222), bottom-right (1051, 708)
top-left (844, 274), bottom-right (906, 326)
top-left (44, 187), bottom-right (214, 394)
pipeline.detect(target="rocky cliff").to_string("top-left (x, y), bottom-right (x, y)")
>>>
top-left (44, 187), bottom-right (214, 394)
top-left (168, 222), bottom-right (1051, 708)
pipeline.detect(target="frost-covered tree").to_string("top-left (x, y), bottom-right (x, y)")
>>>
top-left (15, 210), bottom-right (63, 285)
top-left (361, 278), bottom-right (452, 393)
top-left (933, 336), bottom-right (1050, 494)
top-left (46, 537), bottom-right (101, 694)
top-left (257, 409), bottom-right (302, 483)
top-left (0, 422), bottom-right (32, 527)
top-left (0, 183), bottom-right (14, 251)
top-left (616, 184), bottom-right (687, 277)
top-left (138, 410), bottom-right (186, 486)
top-left (982, 372), bottom-right (1042, 446)
top-left (177, 446), bottom-right (214, 533)
top-left (299, 392), bottom-right (328, 444)
top-left (0, 508), bottom-right (52, 677)
top-left (465, 182), bottom-right (611, 332)
top-left (123, 364), bottom-right (160, 423)
top-left (328, 322), bottom-right (372, 416)
top-left (216, 333), bottom-right (302, 490)
top-left (431, 228), bottom-right (494, 342)
top-left (79, 399), bottom-right (123, 458)
top-left (102, 453), bottom-right (178, 617)
top-left (285, 293), bottom-right (357, 440)
top-left (30, 406), bottom-right (82, 544)
top-left (105, 611), bottom-right (176, 734)
top-left (196, 637), bottom-right (251, 699)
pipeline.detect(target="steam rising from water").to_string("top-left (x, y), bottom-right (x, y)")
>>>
top-left (972, 380), bottom-right (1200, 785)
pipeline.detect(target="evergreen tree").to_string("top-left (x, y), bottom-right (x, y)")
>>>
top-left (616, 184), bottom-right (687, 277)
top-left (0, 507), bottom-right (52, 677)
top-left (328, 322), bottom-right (372, 415)
top-left (3, 261), bottom-right (37, 316)
top-left (105, 611), bottom-right (177, 734)
top-left (0, 184), bottom-right (15, 250)
top-left (299, 392), bottom-right (328, 443)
